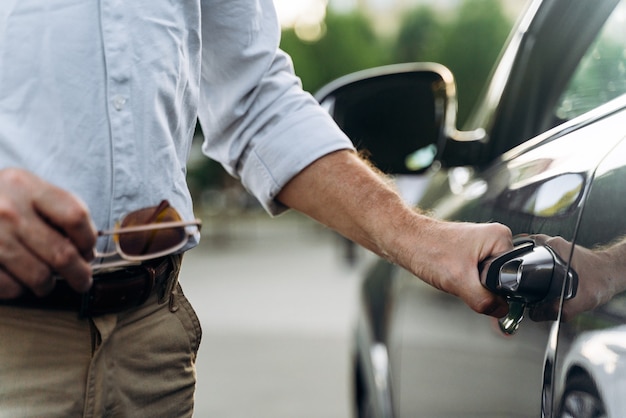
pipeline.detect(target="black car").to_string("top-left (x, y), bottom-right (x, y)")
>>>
top-left (316, 0), bottom-right (626, 416)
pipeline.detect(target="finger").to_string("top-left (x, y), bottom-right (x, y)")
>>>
top-left (486, 222), bottom-right (513, 246)
top-left (470, 223), bottom-right (513, 264)
top-left (464, 224), bottom-right (511, 317)
top-left (0, 169), bottom-right (96, 261)
top-left (545, 236), bottom-right (570, 255)
top-left (17, 218), bottom-right (93, 293)
top-left (0, 269), bottom-right (25, 299)
top-left (0, 169), bottom-right (94, 294)
top-left (33, 183), bottom-right (97, 261)
top-left (455, 263), bottom-right (509, 318)
top-left (528, 233), bottom-right (550, 245)
top-left (468, 280), bottom-right (509, 318)
top-left (483, 297), bottom-right (509, 318)
top-left (42, 237), bottom-right (93, 293)
top-left (0, 241), bottom-right (56, 297)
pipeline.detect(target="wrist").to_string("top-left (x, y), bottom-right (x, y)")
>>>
top-left (375, 205), bottom-right (439, 274)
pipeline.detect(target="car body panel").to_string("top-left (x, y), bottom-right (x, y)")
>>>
top-left (320, 0), bottom-right (626, 416)
top-left (391, 95), bottom-right (626, 417)
top-left (550, 133), bottom-right (626, 416)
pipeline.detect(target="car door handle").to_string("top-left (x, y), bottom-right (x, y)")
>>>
top-left (479, 238), bottom-right (578, 334)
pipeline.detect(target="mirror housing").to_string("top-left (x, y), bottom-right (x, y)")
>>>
top-left (315, 63), bottom-right (486, 174)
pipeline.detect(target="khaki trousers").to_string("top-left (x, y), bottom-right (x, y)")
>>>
top-left (0, 283), bottom-right (202, 418)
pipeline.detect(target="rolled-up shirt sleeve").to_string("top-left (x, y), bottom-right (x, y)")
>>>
top-left (197, 0), bottom-right (354, 215)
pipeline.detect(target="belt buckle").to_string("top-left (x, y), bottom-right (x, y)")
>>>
top-left (79, 265), bottom-right (156, 317)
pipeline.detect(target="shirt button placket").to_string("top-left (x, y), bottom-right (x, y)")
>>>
top-left (112, 94), bottom-right (126, 111)
top-left (101, 0), bottom-right (137, 216)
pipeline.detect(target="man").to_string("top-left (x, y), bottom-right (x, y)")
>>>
top-left (0, 0), bottom-right (512, 416)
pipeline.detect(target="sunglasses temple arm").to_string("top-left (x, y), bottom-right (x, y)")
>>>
top-left (93, 249), bottom-right (118, 259)
top-left (97, 219), bottom-right (201, 235)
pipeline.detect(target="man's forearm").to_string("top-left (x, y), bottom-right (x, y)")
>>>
top-left (277, 150), bottom-right (422, 267)
top-left (277, 150), bottom-right (513, 317)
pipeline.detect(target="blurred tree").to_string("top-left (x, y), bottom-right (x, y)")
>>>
top-left (394, 7), bottom-right (443, 63)
top-left (188, 1), bottom-right (515, 198)
top-left (433, 0), bottom-right (512, 125)
top-left (556, 36), bottom-right (626, 121)
top-left (188, 12), bottom-right (387, 205)
top-left (280, 10), bottom-right (390, 93)
top-left (186, 130), bottom-right (228, 204)
top-left (392, 0), bottom-right (512, 126)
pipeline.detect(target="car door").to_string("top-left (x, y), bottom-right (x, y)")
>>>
top-left (389, 97), bottom-right (626, 418)
top-left (317, 0), bottom-right (626, 416)
top-left (548, 123), bottom-right (626, 418)
top-left (530, 4), bottom-right (626, 415)
top-left (388, 0), bottom-right (626, 415)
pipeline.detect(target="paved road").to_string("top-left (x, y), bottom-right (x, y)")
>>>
top-left (179, 213), bottom-right (363, 418)
top-left (177, 211), bottom-right (550, 417)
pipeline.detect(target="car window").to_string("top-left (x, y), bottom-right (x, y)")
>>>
top-left (554, 1), bottom-right (626, 121)
top-left (471, 0), bottom-right (623, 160)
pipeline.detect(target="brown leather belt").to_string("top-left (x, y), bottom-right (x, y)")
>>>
top-left (1, 256), bottom-right (179, 317)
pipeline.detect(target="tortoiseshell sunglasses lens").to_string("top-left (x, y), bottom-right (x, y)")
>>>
top-left (116, 203), bottom-right (187, 257)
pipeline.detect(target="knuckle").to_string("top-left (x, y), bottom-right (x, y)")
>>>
top-left (474, 298), bottom-right (495, 315)
top-left (28, 268), bottom-right (54, 295)
top-left (493, 222), bottom-right (512, 237)
top-left (0, 237), bottom-right (14, 256)
top-left (0, 199), bottom-right (20, 225)
top-left (50, 242), bottom-right (79, 270)
top-left (0, 167), bottom-right (29, 186)
top-left (547, 236), bottom-right (567, 250)
top-left (63, 203), bottom-right (90, 229)
top-left (0, 168), bottom-right (35, 197)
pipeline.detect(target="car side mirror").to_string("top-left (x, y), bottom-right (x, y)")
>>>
top-left (315, 63), bottom-right (486, 174)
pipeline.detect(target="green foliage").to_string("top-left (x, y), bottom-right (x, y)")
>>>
top-left (280, 11), bottom-right (391, 93)
top-left (282, 1), bottom-right (513, 125)
top-left (394, 7), bottom-right (443, 63)
top-left (433, 0), bottom-right (512, 125)
top-left (556, 36), bottom-right (626, 121)
top-left (186, 132), bottom-right (229, 202)
top-left (190, 1), bottom-right (516, 195)
top-left (392, 0), bottom-right (512, 125)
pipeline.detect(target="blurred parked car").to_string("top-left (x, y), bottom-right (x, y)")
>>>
top-left (316, 0), bottom-right (626, 416)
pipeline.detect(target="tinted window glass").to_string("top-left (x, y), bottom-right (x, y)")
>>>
top-left (555, 1), bottom-right (626, 120)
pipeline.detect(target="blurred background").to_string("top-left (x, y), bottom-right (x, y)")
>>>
top-left (187, 0), bottom-right (527, 207)
top-left (181, 1), bottom-right (530, 417)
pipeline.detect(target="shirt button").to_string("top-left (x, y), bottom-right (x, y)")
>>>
top-left (112, 95), bottom-right (126, 111)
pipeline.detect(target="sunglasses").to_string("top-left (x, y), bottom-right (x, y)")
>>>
top-left (93, 200), bottom-right (202, 270)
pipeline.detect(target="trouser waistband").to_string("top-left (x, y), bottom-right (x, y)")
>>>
top-left (0, 255), bottom-right (182, 317)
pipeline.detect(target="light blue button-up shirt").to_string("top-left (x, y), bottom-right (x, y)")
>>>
top-left (0, 0), bottom-right (353, 248)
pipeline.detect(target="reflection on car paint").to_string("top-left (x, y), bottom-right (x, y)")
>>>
top-left (524, 174), bottom-right (583, 217)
